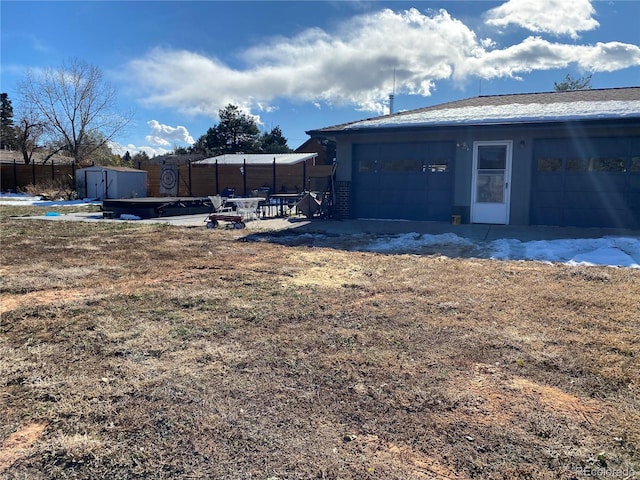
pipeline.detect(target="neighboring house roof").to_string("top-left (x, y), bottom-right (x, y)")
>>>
top-left (295, 137), bottom-right (334, 165)
top-left (195, 153), bottom-right (317, 166)
top-left (78, 166), bottom-right (145, 173)
top-left (307, 87), bottom-right (640, 134)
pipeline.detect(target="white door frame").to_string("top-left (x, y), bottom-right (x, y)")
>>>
top-left (470, 140), bottom-right (513, 224)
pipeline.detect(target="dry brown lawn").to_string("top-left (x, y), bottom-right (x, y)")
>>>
top-left (1, 206), bottom-right (639, 479)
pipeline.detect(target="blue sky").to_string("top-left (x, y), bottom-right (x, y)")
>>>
top-left (2, 0), bottom-right (639, 156)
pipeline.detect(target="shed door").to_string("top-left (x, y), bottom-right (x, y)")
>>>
top-left (471, 141), bottom-right (512, 224)
top-left (85, 171), bottom-right (106, 200)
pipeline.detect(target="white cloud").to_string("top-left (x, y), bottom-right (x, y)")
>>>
top-left (123, 6), bottom-right (639, 116)
top-left (256, 102), bottom-right (277, 113)
top-left (457, 37), bottom-right (640, 80)
top-left (109, 141), bottom-right (170, 158)
top-left (144, 120), bottom-right (194, 146)
top-left (485, 0), bottom-right (599, 39)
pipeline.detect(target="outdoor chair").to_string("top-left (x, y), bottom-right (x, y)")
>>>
top-left (208, 195), bottom-right (233, 213)
top-left (221, 187), bottom-right (235, 198)
top-left (253, 187), bottom-right (271, 217)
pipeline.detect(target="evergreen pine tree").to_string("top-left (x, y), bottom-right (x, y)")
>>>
top-left (0, 93), bottom-right (16, 150)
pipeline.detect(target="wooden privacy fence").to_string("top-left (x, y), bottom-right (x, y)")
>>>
top-left (1, 160), bottom-right (335, 197)
top-left (1, 160), bottom-right (76, 192)
top-left (150, 162), bottom-right (334, 197)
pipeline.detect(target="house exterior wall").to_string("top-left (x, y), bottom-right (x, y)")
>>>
top-left (450, 126), bottom-right (534, 225)
top-left (326, 120), bottom-right (640, 227)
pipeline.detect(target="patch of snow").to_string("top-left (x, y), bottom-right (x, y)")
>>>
top-left (365, 232), bottom-right (475, 253)
top-left (567, 247), bottom-right (639, 268)
top-left (356, 233), bottom-right (640, 268)
top-left (484, 237), bottom-right (640, 267)
top-left (0, 193), bottom-right (98, 207)
top-left (0, 193), bottom-right (43, 203)
top-left (271, 231), bottom-right (639, 268)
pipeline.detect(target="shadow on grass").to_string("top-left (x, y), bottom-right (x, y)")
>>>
top-left (241, 229), bottom-right (485, 259)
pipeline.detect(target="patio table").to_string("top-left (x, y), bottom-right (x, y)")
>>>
top-left (269, 193), bottom-right (303, 217)
top-left (223, 197), bottom-right (265, 221)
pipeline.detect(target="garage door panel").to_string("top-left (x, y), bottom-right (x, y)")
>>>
top-left (564, 174), bottom-right (626, 192)
top-left (428, 204), bottom-right (455, 221)
top-left (626, 190), bottom-right (640, 228)
top-left (377, 202), bottom-right (404, 219)
top-left (354, 197), bottom-right (381, 218)
top-left (564, 191), bottom-right (626, 210)
top-left (626, 190), bottom-right (640, 205)
top-left (563, 209), bottom-right (622, 228)
top-left (531, 207), bottom-right (563, 226)
top-left (531, 137), bottom-right (639, 228)
top-left (428, 188), bottom-right (453, 206)
top-left (379, 182), bottom-right (414, 199)
top-left (627, 175), bottom-right (640, 189)
top-left (383, 188), bottom-right (408, 205)
top-left (629, 208), bottom-right (640, 229)
top-left (352, 141), bottom-right (454, 220)
top-left (532, 190), bottom-right (563, 208)
top-left (426, 174), bottom-right (452, 191)
top-left (534, 174), bottom-right (563, 191)
top-left (404, 189), bottom-right (427, 204)
top-left (354, 202), bottom-right (380, 219)
top-left (353, 172), bottom-right (381, 218)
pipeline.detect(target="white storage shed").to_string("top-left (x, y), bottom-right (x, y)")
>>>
top-left (76, 166), bottom-right (147, 200)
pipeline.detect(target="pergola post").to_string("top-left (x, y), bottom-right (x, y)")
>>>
top-left (272, 158), bottom-right (276, 193)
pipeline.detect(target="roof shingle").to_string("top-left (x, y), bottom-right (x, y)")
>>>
top-left (307, 87), bottom-right (640, 133)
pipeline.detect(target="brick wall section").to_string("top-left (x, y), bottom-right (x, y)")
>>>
top-left (334, 181), bottom-right (351, 219)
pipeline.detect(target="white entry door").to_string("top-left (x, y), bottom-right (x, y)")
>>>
top-left (471, 141), bottom-right (512, 224)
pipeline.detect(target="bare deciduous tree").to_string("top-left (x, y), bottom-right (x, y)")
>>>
top-left (13, 98), bottom-right (51, 165)
top-left (18, 58), bottom-right (131, 165)
top-left (15, 115), bottom-right (44, 165)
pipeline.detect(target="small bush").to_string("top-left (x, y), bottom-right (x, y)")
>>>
top-left (22, 177), bottom-right (77, 201)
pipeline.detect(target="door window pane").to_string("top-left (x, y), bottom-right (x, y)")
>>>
top-left (380, 158), bottom-right (422, 172)
top-left (590, 157), bottom-right (625, 172)
top-left (567, 157), bottom-right (589, 172)
top-left (538, 157), bottom-right (562, 172)
top-left (427, 158), bottom-right (449, 172)
top-left (478, 147), bottom-right (506, 169)
top-left (476, 173), bottom-right (504, 203)
top-left (358, 158), bottom-right (377, 173)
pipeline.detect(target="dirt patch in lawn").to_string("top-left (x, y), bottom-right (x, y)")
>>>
top-left (0, 288), bottom-right (95, 315)
top-left (0, 423), bottom-right (47, 473)
top-left (0, 211), bottom-right (639, 479)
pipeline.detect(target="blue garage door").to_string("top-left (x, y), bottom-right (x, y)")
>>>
top-left (352, 141), bottom-right (454, 221)
top-left (531, 137), bottom-right (640, 228)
